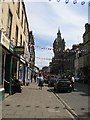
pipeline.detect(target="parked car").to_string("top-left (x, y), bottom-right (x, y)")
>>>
top-left (54, 78), bottom-right (72, 92)
top-left (48, 76), bottom-right (57, 87)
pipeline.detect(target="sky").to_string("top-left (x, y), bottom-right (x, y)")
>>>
top-left (24, 0), bottom-right (89, 69)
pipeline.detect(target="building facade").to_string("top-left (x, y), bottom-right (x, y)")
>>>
top-left (29, 31), bottom-right (35, 69)
top-left (75, 23), bottom-right (90, 82)
top-left (83, 23), bottom-right (90, 80)
top-left (0, 0), bottom-right (33, 95)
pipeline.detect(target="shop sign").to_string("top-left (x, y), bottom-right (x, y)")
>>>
top-left (9, 40), bottom-right (14, 52)
top-left (14, 46), bottom-right (24, 54)
top-left (20, 56), bottom-right (25, 64)
top-left (0, 32), bottom-right (10, 50)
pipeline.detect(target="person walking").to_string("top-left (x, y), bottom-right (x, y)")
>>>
top-left (71, 76), bottom-right (75, 91)
top-left (68, 75), bottom-right (71, 81)
top-left (37, 73), bottom-right (43, 90)
top-left (34, 73), bottom-right (37, 82)
top-left (31, 73), bottom-right (33, 83)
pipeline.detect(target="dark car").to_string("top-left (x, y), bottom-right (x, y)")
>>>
top-left (48, 76), bottom-right (57, 87)
top-left (54, 78), bottom-right (72, 92)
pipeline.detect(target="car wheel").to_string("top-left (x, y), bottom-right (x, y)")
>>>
top-left (68, 89), bottom-right (72, 93)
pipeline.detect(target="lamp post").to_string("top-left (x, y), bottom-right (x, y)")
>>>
top-left (9, 56), bottom-right (13, 95)
top-left (9, 40), bottom-right (14, 95)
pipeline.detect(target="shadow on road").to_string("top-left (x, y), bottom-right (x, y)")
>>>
top-left (47, 87), bottom-right (54, 92)
top-left (77, 111), bottom-right (90, 119)
top-left (74, 82), bottom-right (90, 96)
top-left (47, 87), bottom-right (72, 94)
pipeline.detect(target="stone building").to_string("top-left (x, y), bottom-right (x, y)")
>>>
top-left (75, 23), bottom-right (90, 82)
top-left (50, 29), bottom-right (78, 76)
top-left (0, 0), bottom-right (33, 95)
top-left (50, 29), bottom-right (65, 74)
top-left (74, 43), bottom-right (84, 78)
top-left (29, 31), bottom-right (35, 69)
top-left (83, 23), bottom-right (90, 80)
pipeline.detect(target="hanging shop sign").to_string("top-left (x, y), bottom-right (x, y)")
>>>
top-left (14, 46), bottom-right (24, 54)
top-left (9, 40), bottom-right (14, 52)
top-left (0, 31), bottom-right (10, 50)
top-left (20, 56), bottom-right (26, 64)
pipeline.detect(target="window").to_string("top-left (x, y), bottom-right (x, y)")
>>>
top-left (20, 35), bottom-right (22, 46)
top-left (15, 25), bottom-right (18, 46)
top-left (23, 41), bottom-right (25, 48)
top-left (17, 0), bottom-right (20, 18)
top-left (26, 30), bottom-right (29, 42)
top-left (12, 0), bottom-right (14, 4)
top-left (24, 19), bottom-right (26, 33)
top-left (7, 10), bottom-right (12, 39)
top-left (88, 41), bottom-right (90, 53)
top-left (21, 10), bottom-right (23, 27)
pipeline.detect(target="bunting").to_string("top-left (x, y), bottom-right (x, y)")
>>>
top-left (29, 44), bottom-right (87, 53)
top-left (36, 56), bottom-right (74, 61)
top-left (48, 0), bottom-right (90, 6)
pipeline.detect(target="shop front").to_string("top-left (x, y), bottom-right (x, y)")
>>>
top-left (0, 30), bottom-right (14, 98)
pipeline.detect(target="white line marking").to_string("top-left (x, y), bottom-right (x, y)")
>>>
top-left (52, 91), bottom-right (78, 119)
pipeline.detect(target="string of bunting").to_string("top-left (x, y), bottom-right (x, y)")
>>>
top-left (36, 56), bottom-right (73, 61)
top-left (4, 33), bottom-right (87, 53)
top-left (12, 39), bottom-right (87, 53)
top-left (11, 38), bottom-right (87, 53)
top-left (29, 44), bottom-right (87, 53)
top-left (49, 0), bottom-right (90, 6)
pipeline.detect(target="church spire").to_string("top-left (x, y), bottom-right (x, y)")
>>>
top-left (57, 28), bottom-right (61, 38)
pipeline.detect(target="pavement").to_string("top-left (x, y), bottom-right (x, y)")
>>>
top-left (1, 82), bottom-right (74, 119)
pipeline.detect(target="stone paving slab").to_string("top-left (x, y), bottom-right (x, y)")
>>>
top-left (2, 83), bottom-right (72, 119)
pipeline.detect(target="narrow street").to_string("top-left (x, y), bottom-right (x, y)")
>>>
top-left (0, 1), bottom-right (90, 120)
top-left (1, 82), bottom-right (89, 120)
top-left (54, 82), bottom-right (89, 119)
top-left (2, 82), bottom-right (76, 120)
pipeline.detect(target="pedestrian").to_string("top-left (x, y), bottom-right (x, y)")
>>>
top-left (37, 73), bottom-right (43, 90)
top-left (68, 75), bottom-right (71, 81)
top-left (34, 73), bottom-right (37, 82)
top-left (71, 76), bottom-right (75, 91)
top-left (31, 73), bottom-right (33, 83)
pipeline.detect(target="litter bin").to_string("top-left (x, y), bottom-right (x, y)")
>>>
top-left (14, 79), bottom-right (22, 93)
